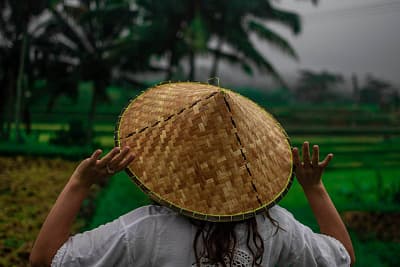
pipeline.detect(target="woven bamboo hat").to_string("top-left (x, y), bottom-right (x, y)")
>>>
top-left (115, 82), bottom-right (293, 222)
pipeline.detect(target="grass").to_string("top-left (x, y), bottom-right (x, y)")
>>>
top-left (278, 167), bottom-right (400, 267)
top-left (83, 172), bottom-right (150, 230)
top-left (0, 156), bottom-right (89, 267)
top-left (0, 141), bottom-right (95, 160)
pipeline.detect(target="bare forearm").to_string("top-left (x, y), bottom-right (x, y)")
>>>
top-left (30, 178), bottom-right (90, 266)
top-left (30, 147), bottom-right (133, 267)
top-left (303, 183), bottom-right (355, 265)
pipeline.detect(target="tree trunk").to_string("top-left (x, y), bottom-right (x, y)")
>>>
top-left (4, 69), bottom-right (15, 140)
top-left (87, 84), bottom-right (98, 146)
top-left (166, 50), bottom-right (175, 80)
top-left (14, 32), bottom-right (28, 142)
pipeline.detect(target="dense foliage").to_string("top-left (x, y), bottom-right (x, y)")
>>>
top-left (1, 0), bottom-right (312, 141)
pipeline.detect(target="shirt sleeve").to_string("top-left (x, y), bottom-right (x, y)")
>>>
top-left (276, 208), bottom-right (351, 267)
top-left (51, 217), bottom-right (130, 267)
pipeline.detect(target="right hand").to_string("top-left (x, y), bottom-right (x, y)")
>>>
top-left (71, 146), bottom-right (135, 188)
top-left (292, 141), bottom-right (333, 189)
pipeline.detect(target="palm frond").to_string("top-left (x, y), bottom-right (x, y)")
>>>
top-left (225, 27), bottom-right (284, 84)
top-left (259, 6), bottom-right (301, 34)
top-left (49, 6), bottom-right (94, 53)
top-left (208, 48), bottom-right (254, 76)
top-left (271, 8), bottom-right (301, 34)
top-left (247, 20), bottom-right (298, 60)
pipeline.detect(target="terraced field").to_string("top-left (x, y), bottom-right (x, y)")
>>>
top-left (1, 86), bottom-right (399, 266)
top-left (0, 157), bottom-right (99, 267)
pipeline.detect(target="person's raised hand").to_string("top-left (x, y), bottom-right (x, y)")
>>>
top-left (71, 146), bottom-right (135, 188)
top-left (292, 141), bottom-right (333, 190)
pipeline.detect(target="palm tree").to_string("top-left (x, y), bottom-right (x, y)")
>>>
top-left (205, 0), bottom-right (302, 83)
top-left (134, 0), bottom-right (193, 80)
top-left (359, 75), bottom-right (395, 108)
top-left (135, 0), bottom-right (311, 84)
top-left (0, 0), bottom-right (48, 140)
top-left (295, 70), bottom-right (344, 103)
top-left (32, 0), bottom-right (156, 143)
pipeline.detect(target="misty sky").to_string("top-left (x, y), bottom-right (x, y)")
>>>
top-left (262, 0), bottom-right (400, 86)
top-left (197, 0), bottom-right (400, 89)
top-left (44, 1), bottom-right (400, 88)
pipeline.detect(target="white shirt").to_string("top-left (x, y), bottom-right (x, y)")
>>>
top-left (51, 205), bottom-right (350, 267)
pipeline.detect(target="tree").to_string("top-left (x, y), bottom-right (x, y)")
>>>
top-left (135, 0), bottom-right (310, 83)
top-left (0, 0), bottom-right (48, 140)
top-left (32, 0), bottom-right (156, 143)
top-left (1, 0), bottom-right (316, 144)
top-left (133, 0), bottom-right (195, 80)
top-left (205, 0), bottom-right (301, 83)
top-left (295, 70), bottom-right (344, 103)
top-left (359, 75), bottom-right (398, 110)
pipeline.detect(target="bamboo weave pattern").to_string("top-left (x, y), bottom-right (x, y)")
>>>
top-left (116, 82), bottom-right (293, 222)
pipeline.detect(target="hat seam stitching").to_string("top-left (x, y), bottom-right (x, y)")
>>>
top-left (115, 82), bottom-right (294, 222)
top-left (222, 95), bottom-right (263, 206)
top-left (120, 91), bottom-right (219, 140)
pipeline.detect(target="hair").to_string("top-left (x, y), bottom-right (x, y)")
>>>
top-left (191, 210), bottom-right (283, 267)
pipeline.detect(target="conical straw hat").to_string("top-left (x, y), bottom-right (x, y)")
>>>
top-left (115, 82), bottom-right (293, 222)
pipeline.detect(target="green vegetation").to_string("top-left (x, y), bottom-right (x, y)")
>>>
top-left (1, 0), bottom-right (310, 141)
top-left (0, 156), bottom-right (97, 267)
top-left (84, 171), bottom-right (150, 230)
top-left (2, 97), bottom-right (400, 266)
top-left (2, 0), bottom-right (400, 266)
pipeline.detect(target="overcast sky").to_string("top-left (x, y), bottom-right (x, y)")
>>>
top-left (262, 0), bottom-right (400, 86)
top-left (202, 0), bottom-right (400, 88)
top-left (60, 0), bottom-right (400, 89)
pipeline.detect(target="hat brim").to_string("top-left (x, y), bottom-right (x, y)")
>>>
top-left (115, 82), bottom-right (293, 222)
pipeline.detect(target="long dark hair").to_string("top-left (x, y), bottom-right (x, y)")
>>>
top-left (191, 210), bottom-right (282, 267)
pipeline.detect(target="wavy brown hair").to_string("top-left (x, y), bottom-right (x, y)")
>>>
top-left (191, 210), bottom-right (282, 267)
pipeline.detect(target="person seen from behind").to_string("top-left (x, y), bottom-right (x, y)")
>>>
top-left (30, 82), bottom-right (355, 266)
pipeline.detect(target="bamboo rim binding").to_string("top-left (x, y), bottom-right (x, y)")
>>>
top-left (115, 82), bottom-right (293, 222)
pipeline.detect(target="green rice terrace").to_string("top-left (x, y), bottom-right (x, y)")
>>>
top-left (1, 86), bottom-right (400, 266)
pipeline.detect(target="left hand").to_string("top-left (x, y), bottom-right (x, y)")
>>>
top-left (292, 141), bottom-right (333, 190)
top-left (71, 146), bottom-right (135, 188)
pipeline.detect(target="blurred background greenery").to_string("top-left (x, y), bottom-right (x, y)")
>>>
top-left (1, 0), bottom-right (399, 266)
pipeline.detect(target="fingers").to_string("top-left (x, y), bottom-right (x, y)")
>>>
top-left (89, 149), bottom-right (103, 163)
top-left (108, 146), bottom-right (134, 171)
top-left (296, 142), bottom-right (332, 168)
top-left (302, 141), bottom-right (311, 165)
top-left (320, 153), bottom-right (334, 168)
top-left (97, 147), bottom-right (121, 167)
top-left (110, 146), bottom-right (130, 163)
top-left (117, 153), bottom-right (135, 170)
top-left (312, 145), bottom-right (319, 166)
top-left (292, 147), bottom-right (301, 166)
